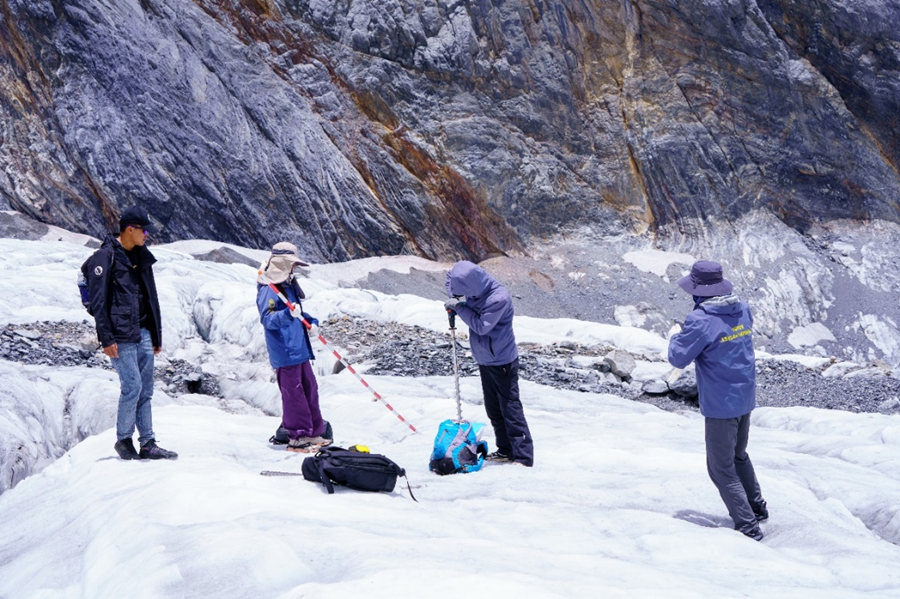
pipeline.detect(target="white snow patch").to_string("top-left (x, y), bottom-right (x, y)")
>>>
top-left (631, 360), bottom-right (677, 382)
top-left (756, 352), bottom-right (832, 369)
top-left (788, 322), bottom-right (836, 349)
top-left (622, 249), bottom-right (694, 277)
top-left (843, 367), bottom-right (891, 379)
top-left (822, 362), bottom-right (862, 379)
top-left (856, 314), bottom-right (900, 362)
top-left (614, 304), bottom-right (645, 327)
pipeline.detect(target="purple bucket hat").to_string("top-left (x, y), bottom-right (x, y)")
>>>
top-left (677, 260), bottom-right (733, 296)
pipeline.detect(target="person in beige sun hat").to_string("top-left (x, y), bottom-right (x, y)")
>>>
top-left (256, 242), bottom-right (333, 452)
top-left (257, 241), bottom-right (310, 285)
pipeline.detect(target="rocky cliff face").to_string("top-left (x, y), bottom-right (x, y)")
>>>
top-left (1, 0), bottom-right (898, 261)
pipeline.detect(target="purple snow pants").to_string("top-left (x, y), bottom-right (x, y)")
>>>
top-left (276, 361), bottom-right (325, 439)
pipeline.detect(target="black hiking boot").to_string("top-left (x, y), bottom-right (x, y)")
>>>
top-left (271, 421), bottom-right (332, 446)
top-left (114, 438), bottom-right (141, 460)
top-left (753, 500), bottom-right (769, 522)
top-left (139, 439), bottom-right (178, 460)
top-left (485, 450), bottom-right (512, 463)
top-left (739, 523), bottom-right (765, 541)
top-left (269, 425), bottom-right (290, 445)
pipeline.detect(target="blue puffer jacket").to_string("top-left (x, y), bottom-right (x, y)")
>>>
top-left (668, 294), bottom-right (756, 419)
top-left (257, 281), bottom-right (318, 369)
top-left (446, 261), bottom-right (518, 366)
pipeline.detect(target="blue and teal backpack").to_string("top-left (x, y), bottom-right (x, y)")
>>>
top-left (429, 420), bottom-right (489, 475)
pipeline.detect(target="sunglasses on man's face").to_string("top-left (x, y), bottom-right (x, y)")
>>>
top-left (130, 225), bottom-right (149, 236)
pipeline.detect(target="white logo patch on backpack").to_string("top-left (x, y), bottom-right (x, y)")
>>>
top-left (94, 266), bottom-right (103, 276)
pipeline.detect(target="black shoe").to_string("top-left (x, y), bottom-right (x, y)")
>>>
top-left (485, 450), bottom-right (512, 462)
top-left (271, 421), bottom-right (332, 446)
top-left (753, 500), bottom-right (769, 522)
top-left (114, 438), bottom-right (141, 460)
top-left (740, 523), bottom-right (765, 541)
top-left (269, 425), bottom-right (290, 445)
top-left (139, 439), bottom-right (178, 460)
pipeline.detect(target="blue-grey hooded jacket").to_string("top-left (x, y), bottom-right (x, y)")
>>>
top-left (667, 294), bottom-right (756, 419)
top-left (257, 281), bottom-right (318, 369)
top-left (446, 261), bottom-right (518, 366)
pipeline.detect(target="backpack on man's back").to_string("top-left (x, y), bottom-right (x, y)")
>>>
top-left (77, 251), bottom-right (114, 316)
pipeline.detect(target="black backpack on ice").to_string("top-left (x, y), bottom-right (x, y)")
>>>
top-left (301, 447), bottom-right (413, 499)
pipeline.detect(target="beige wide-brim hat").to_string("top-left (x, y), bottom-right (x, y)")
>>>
top-left (258, 242), bottom-right (309, 285)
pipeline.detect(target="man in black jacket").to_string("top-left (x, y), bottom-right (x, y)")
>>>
top-left (83, 206), bottom-right (177, 460)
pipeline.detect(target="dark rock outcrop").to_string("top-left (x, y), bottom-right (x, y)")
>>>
top-left (1, 0), bottom-right (898, 260)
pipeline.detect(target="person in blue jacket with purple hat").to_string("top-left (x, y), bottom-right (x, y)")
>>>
top-left (668, 260), bottom-right (768, 540)
top-left (445, 261), bottom-right (534, 467)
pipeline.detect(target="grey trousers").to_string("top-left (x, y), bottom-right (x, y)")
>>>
top-left (705, 413), bottom-right (764, 532)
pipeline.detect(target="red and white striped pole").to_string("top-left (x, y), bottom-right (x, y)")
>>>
top-left (258, 271), bottom-right (419, 434)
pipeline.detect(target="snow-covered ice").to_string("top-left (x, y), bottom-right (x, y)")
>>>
top-left (622, 249), bottom-right (694, 278)
top-left (788, 322), bottom-right (837, 349)
top-left (1, 236), bottom-right (900, 597)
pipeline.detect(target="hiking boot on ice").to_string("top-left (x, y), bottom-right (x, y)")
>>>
top-left (114, 438), bottom-right (140, 460)
top-left (139, 440), bottom-right (178, 460)
top-left (753, 500), bottom-right (769, 522)
top-left (270, 421), bottom-right (333, 446)
top-left (739, 523), bottom-right (765, 541)
top-left (485, 450), bottom-right (512, 463)
top-left (287, 438), bottom-right (320, 453)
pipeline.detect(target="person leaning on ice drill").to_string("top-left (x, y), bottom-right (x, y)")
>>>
top-left (444, 260), bottom-right (534, 467)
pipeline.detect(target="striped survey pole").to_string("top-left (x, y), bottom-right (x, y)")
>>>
top-left (258, 271), bottom-right (419, 434)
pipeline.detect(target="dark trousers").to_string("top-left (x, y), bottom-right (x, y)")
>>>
top-left (276, 361), bottom-right (325, 440)
top-left (479, 358), bottom-right (534, 466)
top-left (705, 413), bottom-right (764, 532)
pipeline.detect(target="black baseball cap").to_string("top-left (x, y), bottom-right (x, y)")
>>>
top-left (119, 206), bottom-right (159, 234)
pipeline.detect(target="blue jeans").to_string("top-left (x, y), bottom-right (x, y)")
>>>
top-left (111, 329), bottom-right (155, 445)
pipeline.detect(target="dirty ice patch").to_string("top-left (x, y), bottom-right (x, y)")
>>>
top-left (158, 239), bottom-right (270, 266)
top-left (755, 351), bottom-right (832, 369)
top-left (788, 322), bottom-right (836, 349)
top-left (312, 256), bottom-right (451, 286)
top-left (623, 249), bottom-right (694, 278)
top-left (39, 223), bottom-right (98, 246)
top-left (615, 304), bottom-right (646, 327)
top-left (854, 314), bottom-right (900, 364)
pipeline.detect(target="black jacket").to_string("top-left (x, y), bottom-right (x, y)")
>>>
top-left (83, 235), bottom-right (162, 348)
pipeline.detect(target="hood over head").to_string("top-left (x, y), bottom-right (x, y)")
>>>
top-left (446, 260), bottom-right (495, 299)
